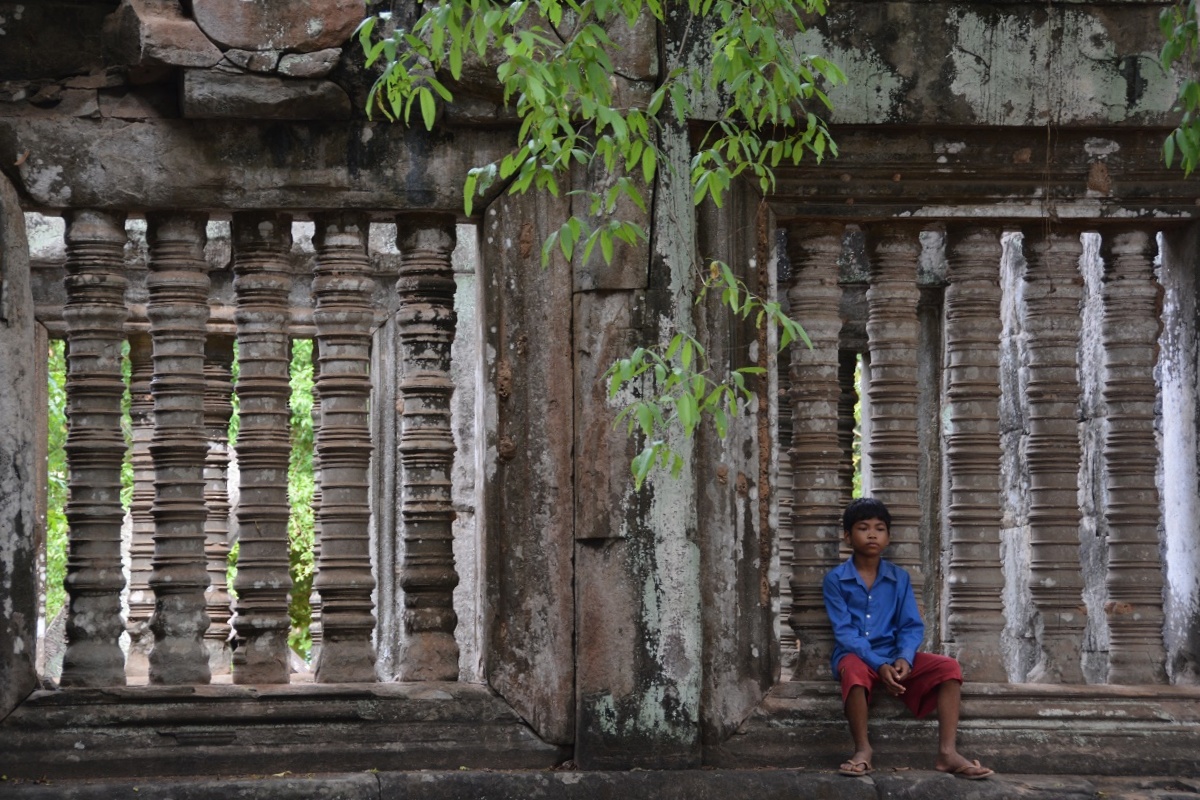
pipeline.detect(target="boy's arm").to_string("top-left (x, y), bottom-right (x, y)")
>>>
top-left (894, 571), bottom-right (924, 667)
top-left (823, 572), bottom-right (891, 671)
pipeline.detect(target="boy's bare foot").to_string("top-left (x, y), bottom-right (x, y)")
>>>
top-left (838, 748), bottom-right (874, 777)
top-left (936, 751), bottom-right (994, 780)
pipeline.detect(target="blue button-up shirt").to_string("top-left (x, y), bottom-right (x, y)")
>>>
top-left (822, 557), bottom-right (924, 678)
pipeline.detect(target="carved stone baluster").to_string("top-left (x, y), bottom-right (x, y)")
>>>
top-left (942, 226), bottom-right (1007, 681)
top-left (776, 308), bottom-right (796, 674)
top-left (230, 212), bottom-right (294, 685)
top-left (146, 212), bottom-right (212, 685)
top-left (125, 331), bottom-right (156, 679)
top-left (1022, 228), bottom-right (1086, 684)
top-left (203, 334), bottom-right (236, 674)
top-left (1099, 228), bottom-right (1168, 684)
top-left (863, 223), bottom-right (924, 588)
top-left (837, 350), bottom-right (858, 511)
top-left (785, 222), bottom-right (845, 679)
top-left (308, 340), bottom-right (323, 657)
top-left (312, 213), bottom-right (377, 682)
top-left (59, 209), bottom-right (129, 687)
top-left (396, 215), bottom-right (459, 681)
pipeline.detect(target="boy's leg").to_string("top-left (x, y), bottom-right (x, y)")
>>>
top-left (837, 655), bottom-right (875, 775)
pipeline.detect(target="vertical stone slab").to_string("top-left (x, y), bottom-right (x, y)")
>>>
top-left (231, 211), bottom-right (293, 685)
top-left (785, 222), bottom-right (845, 680)
top-left (395, 214), bottom-right (459, 681)
top-left (574, 124), bottom-right (701, 769)
top-left (146, 212), bottom-right (212, 686)
top-left (480, 192), bottom-right (575, 742)
top-left (0, 174), bottom-right (38, 716)
top-left (1099, 227), bottom-right (1168, 684)
top-left (203, 333), bottom-right (235, 675)
top-left (863, 223), bottom-right (924, 591)
top-left (693, 186), bottom-right (775, 745)
top-left (308, 343), bottom-right (324, 658)
top-left (59, 209), bottom-right (129, 688)
top-left (125, 332), bottom-right (155, 679)
top-left (1022, 228), bottom-right (1086, 685)
top-left (942, 226), bottom-right (1007, 681)
top-left (311, 213), bottom-right (377, 683)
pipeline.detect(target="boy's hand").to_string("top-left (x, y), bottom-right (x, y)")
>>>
top-left (892, 658), bottom-right (912, 681)
top-left (878, 664), bottom-right (906, 695)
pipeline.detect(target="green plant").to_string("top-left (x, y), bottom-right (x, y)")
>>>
top-left (1161, 0), bottom-right (1200, 173)
top-left (359, 0), bottom-right (836, 484)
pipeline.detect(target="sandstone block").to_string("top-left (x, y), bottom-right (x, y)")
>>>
top-left (182, 70), bottom-right (351, 120)
top-left (277, 49), bottom-right (342, 79)
top-left (104, 0), bottom-right (223, 69)
top-left (222, 49), bottom-right (281, 73)
top-left (191, 0), bottom-right (366, 53)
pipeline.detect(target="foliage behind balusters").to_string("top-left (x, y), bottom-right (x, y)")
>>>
top-left (45, 340), bottom-right (68, 621)
top-left (287, 339), bottom-right (316, 659)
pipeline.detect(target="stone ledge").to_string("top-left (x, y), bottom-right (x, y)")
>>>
top-left (2, 770), bottom-right (1199, 800)
top-left (0, 682), bottom-right (568, 780)
top-left (709, 682), bottom-right (1200, 776)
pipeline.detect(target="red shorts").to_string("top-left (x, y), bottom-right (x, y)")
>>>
top-left (836, 652), bottom-right (963, 719)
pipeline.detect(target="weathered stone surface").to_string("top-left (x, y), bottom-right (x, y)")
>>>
top-left (0, 172), bottom-right (37, 719)
top-left (223, 48), bottom-right (281, 73)
top-left (0, 683), bottom-right (566, 779)
top-left (0, 118), bottom-right (515, 212)
top-left (789, 2), bottom-right (1178, 127)
top-left (693, 184), bottom-right (777, 742)
top-left (278, 49), bottom-right (342, 79)
top-left (191, 0), bottom-right (366, 53)
top-left (98, 86), bottom-right (177, 119)
top-left (0, 2), bottom-right (111, 81)
top-left (182, 70), bottom-right (351, 120)
top-left (104, 0), bottom-right (223, 69)
top-left (480, 190), bottom-right (575, 744)
top-left (712, 682), bottom-right (1200, 776)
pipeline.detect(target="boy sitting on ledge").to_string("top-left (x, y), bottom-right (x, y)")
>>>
top-left (823, 497), bottom-right (994, 780)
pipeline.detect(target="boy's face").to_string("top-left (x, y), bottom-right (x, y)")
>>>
top-left (844, 516), bottom-right (890, 556)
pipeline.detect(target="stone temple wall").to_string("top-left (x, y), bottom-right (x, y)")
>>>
top-left (1, 0), bottom-right (1200, 780)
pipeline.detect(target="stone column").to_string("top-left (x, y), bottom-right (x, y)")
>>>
top-left (203, 333), bottom-right (236, 674)
top-left (231, 212), bottom-right (294, 685)
top-left (59, 209), bottom-right (129, 688)
top-left (942, 225), bottom-right (1007, 681)
top-left (146, 212), bottom-right (212, 686)
top-left (311, 213), bottom-right (377, 683)
top-left (785, 222), bottom-right (845, 679)
top-left (775, 309), bottom-right (796, 674)
top-left (395, 214), bottom-right (459, 681)
top-left (1022, 227), bottom-right (1086, 684)
top-left (124, 332), bottom-right (155, 678)
top-left (1099, 227), bottom-right (1168, 684)
top-left (863, 223), bottom-right (924, 589)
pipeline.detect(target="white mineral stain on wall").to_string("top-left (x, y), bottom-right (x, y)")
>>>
top-left (1159, 230), bottom-right (1200, 684)
top-left (947, 9), bottom-right (1178, 125)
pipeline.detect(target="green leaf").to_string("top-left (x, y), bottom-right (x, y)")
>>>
top-left (419, 89), bottom-right (436, 130)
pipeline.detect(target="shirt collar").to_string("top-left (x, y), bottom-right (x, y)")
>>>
top-left (835, 557), bottom-right (899, 584)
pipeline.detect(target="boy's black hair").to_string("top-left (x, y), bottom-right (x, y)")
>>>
top-left (842, 497), bottom-right (892, 533)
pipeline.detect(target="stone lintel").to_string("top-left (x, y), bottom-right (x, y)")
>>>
top-left (181, 70), bottom-right (351, 120)
top-left (710, 682), bottom-right (1200, 775)
top-left (0, 682), bottom-right (567, 780)
top-left (0, 118), bottom-right (515, 214)
top-left (767, 127), bottom-right (1200, 221)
